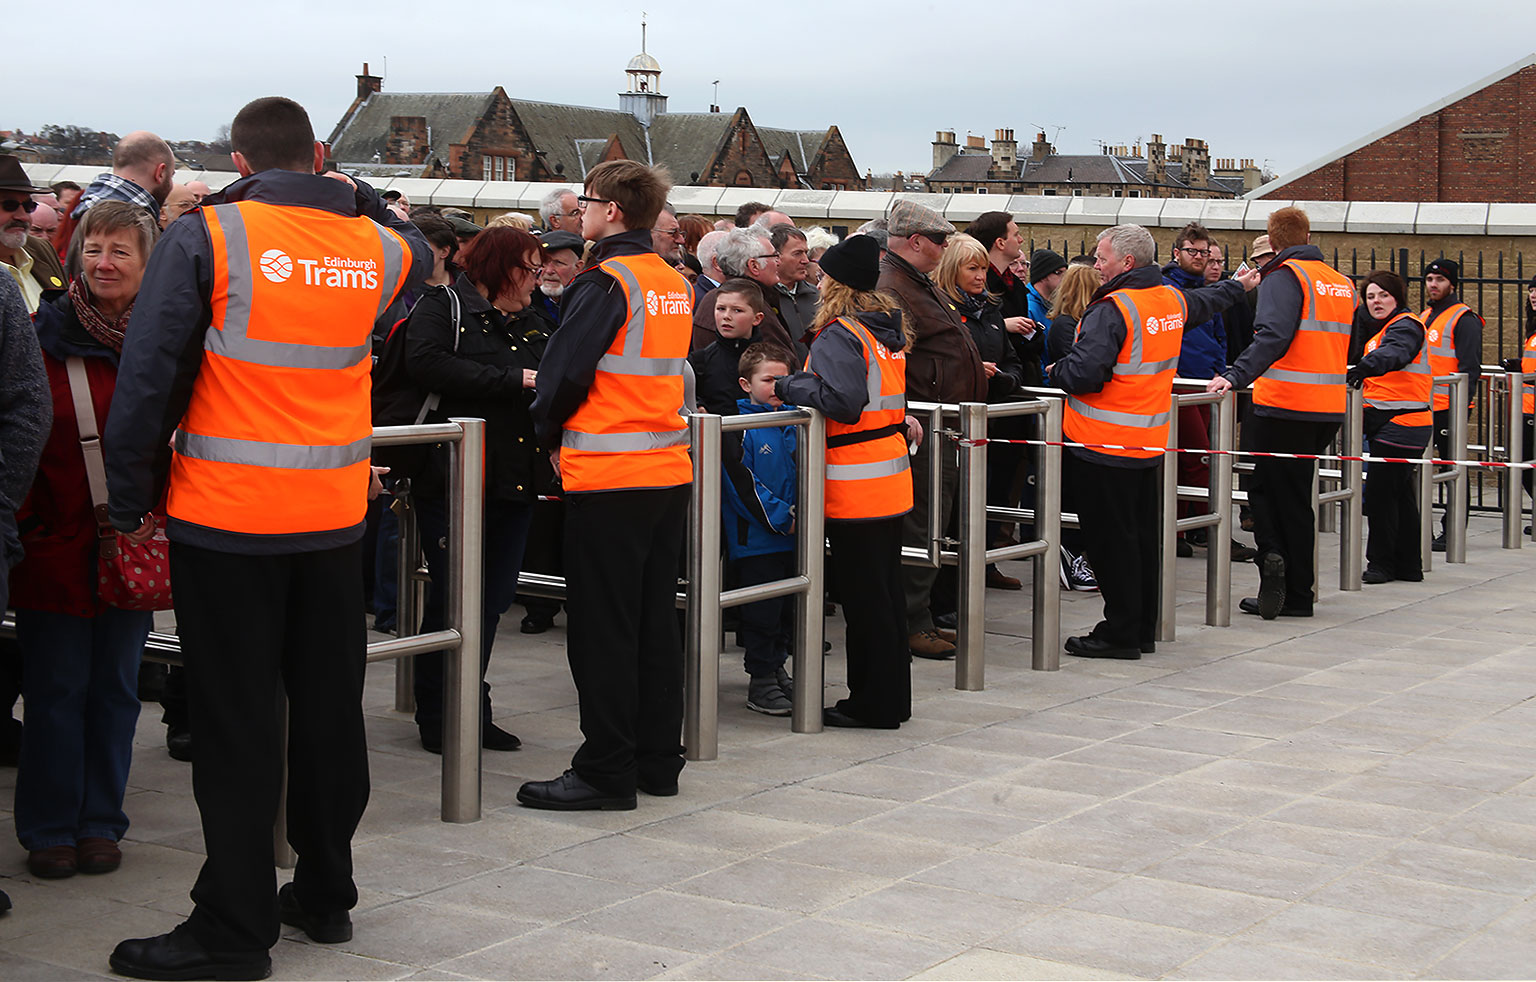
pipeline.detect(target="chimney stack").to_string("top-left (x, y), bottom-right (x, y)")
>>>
top-left (1031, 131), bottom-right (1051, 162)
top-left (1185, 138), bottom-right (1210, 188)
top-left (356, 62), bottom-right (383, 101)
top-left (990, 128), bottom-right (1017, 174)
top-left (1147, 134), bottom-right (1166, 190)
top-left (932, 130), bottom-right (958, 172)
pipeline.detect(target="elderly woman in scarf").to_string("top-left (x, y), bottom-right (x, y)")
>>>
top-left (11, 200), bottom-right (159, 879)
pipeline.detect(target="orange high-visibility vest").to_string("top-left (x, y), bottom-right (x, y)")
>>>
top-left (813, 316), bottom-right (912, 520)
top-left (1063, 286), bottom-right (1186, 460)
top-left (1252, 259), bottom-right (1353, 416)
top-left (1521, 332), bottom-right (1536, 415)
top-left (1421, 301), bottom-right (1479, 411)
top-left (1362, 312), bottom-right (1432, 428)
top-left (560, 253), bottom-right (693, 493)
top-left (169, 201), bottom-right (410, 536)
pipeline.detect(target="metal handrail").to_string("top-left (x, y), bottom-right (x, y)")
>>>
top-left (1159, 382), bottom-right (1238, 640)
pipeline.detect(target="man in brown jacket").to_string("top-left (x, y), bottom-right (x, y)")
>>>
top-left (878, 200), bottom-right (986, 659)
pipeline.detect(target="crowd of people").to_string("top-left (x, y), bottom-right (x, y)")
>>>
top-left (0, 93), bottom-right (1511, 976)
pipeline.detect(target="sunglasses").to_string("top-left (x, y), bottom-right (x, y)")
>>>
top-left (1, 198), bottom-right (38, 214)
top-left (919, 232), bottom-right (950, 247)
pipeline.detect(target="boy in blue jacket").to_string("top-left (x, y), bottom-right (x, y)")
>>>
top-left (722, 343), bottom-right (798, 715)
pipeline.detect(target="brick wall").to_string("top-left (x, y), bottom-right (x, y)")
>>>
top-left (1263, 65), bottom-right (1536, 202)
top-left (807, 126), bottom-right (865, 190)
top-left (385, 116), bottom-right (429, 165)
top-left (702, 110), bottom-right (776, 187)
top-left (458, 88), bottom-right (544, 182)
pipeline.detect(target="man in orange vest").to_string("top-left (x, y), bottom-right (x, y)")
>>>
top-left (1209, 207), bottom-right (1354, 620)
top-left (1420, 259), bottom-right (1483, 551)
top-left (103, 97), bottom-right (431, 980)
top-left (1051, 225), bottom-right (1256, 659)
top-left (523, 160), bottom-right (693, 810)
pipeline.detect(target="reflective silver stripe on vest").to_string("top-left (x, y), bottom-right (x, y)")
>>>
top-left (1067, 395), bottom-right (1171, 429)
top-left (1111, 289), bottom-right (1184, 374)
top-left (561, 429), bottom-right (690, 453)
top-left (371, 222), bottom-right (407, 322)
top-left (1365, 399), bottom-right (1427, 410)
top-left (594, 260), bottom-right (685, 376)
top-left (175, 431), bottom-right (372, 469)
top-left (843, 317), bottom-right (905, 412)
top-left (204, 204), bottom-right (374, 370)
top-left (1114, 355), bottom-right (1179, 376)
top-left (825, 454), bottom-right (910, 481)
top-left (1263, 367), bottom-right (1347, 385)
top-left (1297, 317), bottom-right (1351, 336)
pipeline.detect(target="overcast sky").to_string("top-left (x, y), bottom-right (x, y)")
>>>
top-left (15, 0), bottom-right (1536, 184)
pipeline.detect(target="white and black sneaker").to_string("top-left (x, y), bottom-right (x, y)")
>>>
top-left (1059, 547), bottom-right (1100, 592)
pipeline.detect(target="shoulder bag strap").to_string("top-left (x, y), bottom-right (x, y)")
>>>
top-left (413, 285), bottom-right (461, 424)
top-left (64, 357), bottom-right (113, 531)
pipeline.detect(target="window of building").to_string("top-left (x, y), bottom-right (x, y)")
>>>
top-left (1128, 190), bottom-right (1142, 198)
top-left (976, 187), bottom-right (987, 194)
top-left (1112, 189), bottom-right (1123, 198)
top-left (483, 155), bottom-right (492, 181)
top-left (1043, 189), bottom-right (1057, 196)
top-left (1072, 189), bottom-right (1085, 197)
top-left (494, 156), bottom-right (505, 180)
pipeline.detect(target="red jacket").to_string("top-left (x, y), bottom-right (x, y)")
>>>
top-left (12, 299), bottom-right (143, 616)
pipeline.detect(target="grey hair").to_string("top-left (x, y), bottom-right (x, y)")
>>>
top-left (696, 229), bottom-right (728, 272)
top-left (715, 226), bottom-right (772, 277)
top-left (802, 226), bottom-right (838, 254)
top-left (539, 187), bottom-right (574, 225)
top-left (1096, 224), bottom-right (1156, 268)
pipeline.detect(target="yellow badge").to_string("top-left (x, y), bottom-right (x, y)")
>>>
top-left (50, 276), bottom-right (62, 286)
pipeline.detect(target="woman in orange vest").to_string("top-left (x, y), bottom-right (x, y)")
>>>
top-left (1346, 271), bottom-right (1431, 584)
top-left (776, 234), bottom-right (921, 728)
top-left (1499, 273), bottom-right (1536, 506)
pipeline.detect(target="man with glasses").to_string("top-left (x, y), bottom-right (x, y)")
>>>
top-left (690, 225), bottom-right (795, 356)
top-left (879, 200), bottom-right (987, 662)
top-left (540, 187), bottom-right (582, 235)
top-left (0, 155), bottom-right (65, 313)
top-left (651, 203), bottom-right (685, 264)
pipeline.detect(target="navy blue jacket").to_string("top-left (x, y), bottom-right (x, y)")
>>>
top-left (1222, 244), bottom-right (1344, 422)
top-left (103, 169), bottom-right (432, 553)
top-left (1162, 262), bottom-right (1226, 379)
top-left (721, 398), bottom-right (797, 560)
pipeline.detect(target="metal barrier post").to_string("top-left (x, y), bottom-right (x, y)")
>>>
top-left (1155, 391), bottom-right (1178, 643)
top-left (1447, 374), bottom-right (1470, 564)
top-left (1207, 391), bottom-right (1235, 626)
top-left (900, 403), bottom-right (946, 568)
top-left (273, 694), bottom-right (294, 868)
top-left (1310, 459), bottom-right (1321, 602)
top-left (792, 410), bottom-right (825, 733)
top-left (684, 413), bottom-right (723, 762)
top-left (955, 403), bottom-right (988, 691)
top-left (393, 493), bottom-right (419, 713)
top-left (1505, 371), bottom-right (1524, 549)
top-left (1419, 443), bottom-right (1435, 573)
top-left (442, 417), bottom-right (484, 823)
top-left (1032, 399), bottom-right (1063, 671)
top-left (1339, 386), bottom-right (1364, 590)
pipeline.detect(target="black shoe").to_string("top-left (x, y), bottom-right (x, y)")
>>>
top-left (1239, 597), bottom-right (1313, 617)
top-left (419, 730), bottom-right (441, 755)
top-left (933, 610), bottom-right (958, 630)
top-left (517, 770), bottom-right (636, 811)
top-left (1362, 566), bottom-right (1395, 585)
top-left (0, 886), bottom-right (9, 914)
top-left (0, 717), bottom-right (21, 767)
top-left (1431, 534), bottom-right (1446, 553)
top-left (638, 777), bottom-right (679, 797)
top-left (166, 724), bottom-right (192, 763)
top-left (519, 614), bottom-right (552, 634)
top-left (483, 722), bottom-right (521, 752)
top-left (109, 927), bottom-right (271, 981)
top-left (1140, 640), bottom-right (1156, 654)
top-left (1229, 541), bottom-right (1258, 562)
top-left (1064, 635), bottom-right (1141, 660)
top-left (278, 882), bottom-right (352, 944)
top-left (822, 706), bottom-right (900, 729)
top-left (1256, 552), bottom-right (1286, 620)
top-left (1187, 528), bottom-right (1208, 548)
top-left (1176, 538), bottom-right (1194, 558)
top-left (1398, 570), bottom-right (1424, 582)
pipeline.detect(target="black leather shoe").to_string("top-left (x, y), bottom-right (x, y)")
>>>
top-left (1140, 640), bottom-right (1156, 654)
top-left (1239, 597), bottom-right (1313, 617)
top-left (109, 927), bottom-right (271, 981)
top-left (517, 770), bottom-right (636, 811)
top-left (822, 706), bottom-right (900, 729)
top-left (1256, 552), bottom-right (1286, 620)
top-left (519, 614), bottom-right (552, 635)
top-left (1176, 538), bottom-right (1194, 558)
top-left (278, 882), bottom-right (352, 944)
top-left (1064, 635), bottom-right (1141, 660)
top-left (1362, 566), bottom-right (1395, 584)
top-left (638, 778), bottom-right (679, 797)
top-left (933, 610), bottom-right (958, 630)
top-left (1431, 534), bottom-right (1446, 553)
top-left (483, 722), bottom-right (521, 752)
top-left (166, 724), bottom-right (192, 763)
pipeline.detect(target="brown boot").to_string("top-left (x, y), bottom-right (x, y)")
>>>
top-left (909, 630), bottom-right (957, 660)
top-left (986, 565), bottom-right (1022, 590)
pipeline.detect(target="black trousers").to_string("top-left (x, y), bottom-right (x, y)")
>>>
top-left (519, 497), bottom-right (565, 622)
top-left (564, 486), bottom-right (688, 794)
top-left (1524, 415), bottom-right (1535, 500)
top-left (733, 551), bottom-right (795, 678)
top-left (1432, 408), bottom-right (1472, 533)
top-left (1247, 414), bottom-right (1340, 607)
top-left (826, 515), bottom-right (910, 725)
top-left (1362, 433), bottom-right (1425, 579)
top-left (1071, 455), bottom-right (1159, 648)
top-left (172, 540), bottom-right (370, 955)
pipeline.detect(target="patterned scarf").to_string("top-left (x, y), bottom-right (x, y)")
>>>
top-left (68, 276), bottom-right (132, 353)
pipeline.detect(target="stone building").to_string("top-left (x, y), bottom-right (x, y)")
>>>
top-left (924, 130), bottom-right (1260, 199)
top-left (326, 46), bottom-right (864, 190)
top-left (1254, 54), bottom-right (1536, 202)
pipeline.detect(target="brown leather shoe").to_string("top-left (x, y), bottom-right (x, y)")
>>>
top-left (27, 844), bottom-right (78, 879)
top-left (985, 566), bottom-right (1022, 590)
top-left (77, 837), bottom-right (122, 874)
top-left (909, 630), bottom-right (956, 660)
top-left (933, 626), bottom-right (958, 644)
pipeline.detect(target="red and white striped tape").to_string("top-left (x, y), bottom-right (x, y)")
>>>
top-left (969, 437), bottom-right (1534, 470)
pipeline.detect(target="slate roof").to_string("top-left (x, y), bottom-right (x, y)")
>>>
top-left (927, 152), bottom-right (996, 183)
top-left (1020, 154), bottom-right (1147, 186)
top-left (756, 126), bottom-right (829, 174)
top-left (328, 92), bottom-right (495, 166)
top-left (507, 99), bottom-right (649, 180)
top-left (648, 113), bottom-right (733, 182)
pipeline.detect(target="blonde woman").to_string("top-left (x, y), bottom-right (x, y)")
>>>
top-left (1045, 263), bottom-right (1101, 366)
top-left (486, 211), bottom-right (534, 231)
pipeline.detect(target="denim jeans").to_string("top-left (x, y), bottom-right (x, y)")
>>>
top-left (373, 501), bottom-right (400, 632)
top-left (14, 606), bottom-right (152, 850)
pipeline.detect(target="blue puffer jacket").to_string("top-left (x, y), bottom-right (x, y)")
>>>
top-left (1162, 262), bottom-right (1227, 379)
top-left (721, 398), bottom-right (797, 560)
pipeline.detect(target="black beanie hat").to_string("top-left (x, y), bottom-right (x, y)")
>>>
top-left (819, 235), bottom-right (881, 291)
top-left (1425, 258), bottom-right (1460, 289)
top-left (1029, 249), bottom-right (1068, 285)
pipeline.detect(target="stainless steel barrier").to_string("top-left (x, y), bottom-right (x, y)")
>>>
top-left (1158, 383), bottom-right (1238, 640)
top-left (1421, 374), bottom-right (1470, 566)
top-left (1323, 386), bottom-right (1366, 593)
top-left (1501, 370), bottom-right (1527, 549)
top-left (899, 401), bottom-right (947, 569)
top-left (954, 397), bottom-right (1064, 681)
top-left (684, 408), bottom-right (826, 761)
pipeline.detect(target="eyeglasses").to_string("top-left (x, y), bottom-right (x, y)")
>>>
top-left (562, 208), bottom-right (582, 217)
top-left (754, 252), bottom-right (779, 262)
top-left (522, 264), bottom-right (545, 276)
top-left (0, 198), bottom-right (38, 214)
top-left (920, 232), bottom-right (950, 247)
top-left (576, 195), bottom-right (612, 209)
top-left (1179, 246), bottom-right (1210, 257)
top-left (664, 228), bottom-right (686, 239)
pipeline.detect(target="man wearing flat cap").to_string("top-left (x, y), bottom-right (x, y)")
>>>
top-left (1420, 258), bottom-right (1482, 550)
top-left (878, 199), bottom-right (986, 661)
top-left (0, 155), bottom-right (68, 313)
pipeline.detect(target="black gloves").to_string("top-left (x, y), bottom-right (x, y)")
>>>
top-left (1345, 365), bottom-right (1365, 389)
